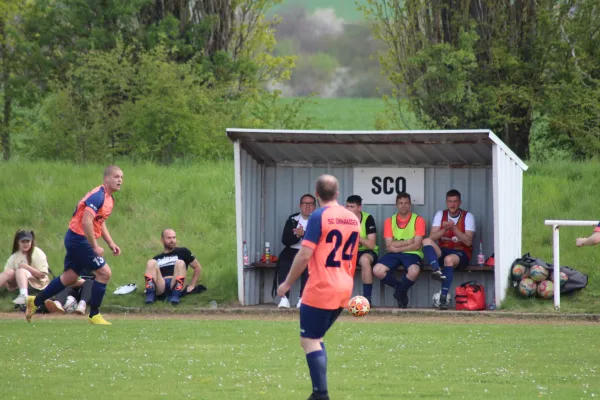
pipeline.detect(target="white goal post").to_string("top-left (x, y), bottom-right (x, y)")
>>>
top-left (544, 220), bottom-right (599, 310)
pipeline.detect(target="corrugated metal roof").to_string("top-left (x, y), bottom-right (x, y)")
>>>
top-left (226, 129), bottom-right (527, 170)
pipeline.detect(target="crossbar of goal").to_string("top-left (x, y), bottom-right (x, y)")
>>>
top-left (544, 220), bottom-right (599, 310)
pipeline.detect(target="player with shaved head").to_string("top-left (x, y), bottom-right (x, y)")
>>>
top-left (278, 174), bottom-right (360, 400)
top-left (26, 166), bottom-right (123, 325)
top-left (144, 229), bottom-right (203, 305)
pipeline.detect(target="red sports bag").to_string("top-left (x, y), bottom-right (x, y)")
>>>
top-left (455, 281), bottom-right (486, 311)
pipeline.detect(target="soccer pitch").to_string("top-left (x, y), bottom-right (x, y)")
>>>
top-left (2, 313), bottom-right (599, 399)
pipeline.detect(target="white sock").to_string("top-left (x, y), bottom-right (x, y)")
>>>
top-left (19, 288), bottom-right (28, 296)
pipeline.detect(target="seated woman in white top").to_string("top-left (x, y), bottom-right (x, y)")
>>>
top-left (0, 230), bottom-right (50, 305)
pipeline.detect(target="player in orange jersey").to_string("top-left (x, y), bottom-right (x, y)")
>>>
top-left (26, 166), bottom-right (123, 325)
top-left (277, 174), bottom-right (359, 400)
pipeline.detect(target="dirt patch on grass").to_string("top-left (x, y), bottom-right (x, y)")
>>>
top-left (2, 308), bottom-right (599, 325)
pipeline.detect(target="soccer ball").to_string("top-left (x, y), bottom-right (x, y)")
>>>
top-left (348, 295), bottom-right (370, 317)
top-left (550, 271), bottom-right (569, 287)
top-left (432, 290), bottom-right (452, 308)
top-left (518, 278), bottom-right (537, 297)
top-left (537, 280), bottom-right (554, 299)
top-left (64, 296), bottom-right (78, 314)
top-left (511, 263), bottom-right (529, 280)
top-left (529, 265), bottom-right (549, 282)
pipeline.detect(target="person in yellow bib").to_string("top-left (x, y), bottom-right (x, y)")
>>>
top-left (373, 192), bottom-right (426, 308)
top-left (345, 195), bottom-right (378, 306)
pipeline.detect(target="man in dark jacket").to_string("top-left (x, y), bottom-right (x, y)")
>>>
top-left (276, 194), bottom-right (317, 308)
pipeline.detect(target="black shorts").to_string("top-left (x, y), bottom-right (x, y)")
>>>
top-left (299, 304), bottom-right (343, 339)
top-left (439, 248), bottom-right (470, 268)
top-left (357, 250), bottom-right (378, 265)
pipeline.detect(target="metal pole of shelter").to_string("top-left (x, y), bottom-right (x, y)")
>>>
top-left (544, 220), bottom-right (599, 311)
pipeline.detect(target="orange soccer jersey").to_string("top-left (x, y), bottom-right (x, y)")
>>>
top-left (301, 205), bottom-right (360, 310)
top-left (68, 185), bottom-right (114, 239)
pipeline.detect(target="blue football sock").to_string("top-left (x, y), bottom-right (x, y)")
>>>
top-left (171, 276), bottom-right (185, 300)
top-left (34, 277), bottom-right (66, 307)
top-left (398, 275), bottom-right (416, 292)
top-left (363, 283), bottom-right (373, 298)
top-left (89, 281), bottom-right (107, 318)
top-left (381, 272), bottom-right (399, 288)
top-left (306, 350), bottom-right (328, 395)
top-left (423, 245), bottom-right (440, 270)
top-left (441, 266), bottom-right (455, 296)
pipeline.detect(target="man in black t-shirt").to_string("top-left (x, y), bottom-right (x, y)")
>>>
top-left (144, 229), bottom-right (203, 305)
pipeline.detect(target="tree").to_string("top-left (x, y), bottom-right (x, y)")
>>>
top-left (536, 1), bottom-right (600, 159)
top-left (363, 0), bottom-right (564, 159)
top-left (0, 1), bottom-right (34, 161)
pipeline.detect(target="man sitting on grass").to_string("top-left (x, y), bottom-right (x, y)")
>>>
top-left (144, 229), bottom-right (203, 305)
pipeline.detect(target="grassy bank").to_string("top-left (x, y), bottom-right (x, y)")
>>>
top-left (0, 161), bottom-right (237, 310)
top-left (1, 158), bottom-right (599, 312)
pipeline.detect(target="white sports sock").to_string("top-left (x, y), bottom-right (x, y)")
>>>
top-left (19, 288), bottom-right (28, 296)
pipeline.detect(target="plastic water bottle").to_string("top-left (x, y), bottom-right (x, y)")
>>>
top-left (264, 242), bottom-right (271, 263)
top-left (488, 290), bottom-right (496, 311)
top-left (209, 300), bottom-right (217, 309)
top-left (243, 241), bottom-right (249, 267)
top-left (477, 241), bottom-right (485, 267)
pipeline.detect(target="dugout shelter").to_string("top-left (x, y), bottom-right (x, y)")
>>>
top-left (227, 129), bottom-right (528, 308)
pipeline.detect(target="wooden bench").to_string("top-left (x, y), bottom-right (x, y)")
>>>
top-left (244, 262), bottom-right (494, 308)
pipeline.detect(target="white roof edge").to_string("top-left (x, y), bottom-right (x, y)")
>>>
top-left (226, 128), bottom-right (491, 135)
top-left (487, 130), bottom-right (529, 171)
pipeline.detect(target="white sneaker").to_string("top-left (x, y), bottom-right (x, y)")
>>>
top-left (74, 300), bottom-right (87, 315)
top-left (278, 296), bottom-right (290, 308)
top-left (13, 294), bottom-right (27, 305)
top-left (296, 297), bottom-right (302, 308)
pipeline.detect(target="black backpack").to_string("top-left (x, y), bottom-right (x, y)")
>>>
top-left (510, 253), bottom-right (588, 294)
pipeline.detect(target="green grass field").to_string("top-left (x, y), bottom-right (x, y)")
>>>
top-left (280, 97), bottom-right (419, 130)
top-left (2, 316), bottom-right (599, 399)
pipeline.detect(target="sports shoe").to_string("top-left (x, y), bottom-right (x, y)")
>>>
top-left (13, 294), bottom-right (27, 305)
top-left (88, 314), bottom-right (112, 325)
top-left (365, 296), bottom-right (372, 309)
top-left (278, 296), bottom-right (290, 309)
top-left (296, 297), bottom-right (302, 309)
top-left (170, 295), bottom-right (180, 305)
top-left (74, 300), bottom-right (87, 315)
top-left (431, 269), bottom-right (446, 281)
top-left (25, 296), bottom-right (37, 322)
top-left (439, 294), bottom-right (449, 310)
top-left (44, 299), bottom-right (65, 314)
top-left (307, 392), bottom-right (330, 400)
top-left (394, 286), bottom-right (409, 309)
top-left (145, 289), bottom-right (156, 304)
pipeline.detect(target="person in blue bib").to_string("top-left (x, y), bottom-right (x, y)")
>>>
top-left (345, 195), bottom-right (378, 306)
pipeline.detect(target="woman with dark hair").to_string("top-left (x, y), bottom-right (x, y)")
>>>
top-left (0, 230), bottom-right (50, 304)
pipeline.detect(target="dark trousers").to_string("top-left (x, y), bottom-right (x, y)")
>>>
top-left (55, 279), bottom-right (94, 304)
top-left (275, 247), bottom-right (308, 298)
